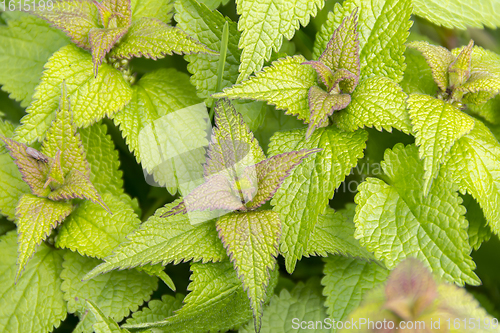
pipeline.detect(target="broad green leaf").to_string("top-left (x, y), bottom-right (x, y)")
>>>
top-left (305, 206), bottom-right (374, 260)
top-left (16, 44), bottom-right (132, 144)
top-left (61, 251), bottom-right (157, 333)
top-left (123, 261), bottom-right (278, 333)
top-left (400, 48), bottom-right (438, 96)
top-left (269, 127), bottom-right (367, 272)
top-left (83, 200), bottom-right (227, 280)
top-left (216, 55), bottom-right (317, 123)
top-left (56, 192), bottom-right (139, 258)
top-left (0, 231), bottom-right (67, 333)
top-left (444, 120), bottom-right (500, 236)
top-left (462, 194), bottom-right (492, 251)
top-left (313, 0), bottom-right (412, 83)
top-left (0, 14), bottom-right (69, 107)
top-left (86, 300), bottom-right (129, 333)
top-left (354, 143), bottom-right (479, 286)
top-left (467, 45), bottom-right (500, 75)
top-left (130, 0), bottom-right (174, 23)
top-left (15, 194), bottom-right (73, 279)
top-left (240, 278), bottom-right (329, 333)
top-left (110, 18), bottom-right (215, 60)
top-left (89, 27), bottom-right (128, 76)
top-left (408, 94), bottom-right (475, 195)
top-left (125, 294), bottom-right (184, 327)
top-left (216, 211), bottom-right (280, 330)
top-left (236, 0), bottom-right (324, 81)
top-left (333, 76), bottom-right (411, 134)
top-left (412, 0), bottom-right (500, 30)
top-left (321, 256), bottom-right (388, 329)
top-left (175, 0), bottom-right (241, 100)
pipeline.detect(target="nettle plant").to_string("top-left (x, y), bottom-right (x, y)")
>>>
top-left (1, 0), bottom-right (500, 332)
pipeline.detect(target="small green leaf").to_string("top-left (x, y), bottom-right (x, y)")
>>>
top-left (449, 40), bottom-right (474, 88)
top-left (86, 300), bottom-right (130, 333)
top-left (44, 150), bottom-right (64, 187)
top-left (15, 194), bottom-right (73, 279)
top-left (457, 71), bottom-right (500, 95)
top-left (130, 0), bottom-right (174, 23)
top-left (89, 27), bottom-right (128, 77)
top-left (307, 85), bottom-right (351, 137)
top-left (125, 294), bottom-right (183, 327)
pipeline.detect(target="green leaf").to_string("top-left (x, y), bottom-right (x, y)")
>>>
top-left (15, 193), bottom-right (73, 279)
top-left (110, 17), bottom-right (215, 60)
top-left (269, 127), bottom-right (367, 272)
top-left (216, 55), bottom-right (318, 123)
top-left (44, 150), bottom-right (64, 187)
top-left (333, 76), bottom-right (411, 134)
top-left (457, 71), bottom-right (500, 95)
top-left (86, 300), bottom-right (130, 333)
top-left (198, 0), bottom-right (230, 10)
top-left (408, 94), bottom-right (475, 195)
top-left (322, 256), bottom-right (389, 327)
top-left (125, 294), bottom-right (184, 327)
top-left (61, 251), bottom-right (157, 333)
top-left (216, 211), bottom-right (280, 330)
top-left (56, 192), bottom-right (139, 258)
top-left (98, 0), bottom-right (132, 28)
top-left (307, 86), bottom-right (351, 138)
top-left (175, 0), bottom-right (241, 101)
top-left (0, 14), bottom-right (69, 107)
top-left (89, 27), bottom-right (128, 77)
top-left (313, 0), bottom-right (412, 83)
top-left (16, 44), bottom-right (132, 144)
top-left (354, 143), bottom-right (479, 286)
top-left (0, 231), bottom-right (67, 333)
top-left (411, 0), bottom-right (500, 29)
top-left (400, 48), bottom-right (438, 96)
top-left (240, 278), bottom-right (329, 333)
top-left (462, 194), bottom-right (492, 251)
top-left (130, 0), bottom-right (174, 23)
top-left (443, 120), bottom-right (500, 236)
top-left (305, 206), bottom-right (374, 260)
top-left (83, 200), bottom-right (227, 280)
top-left (449, 40), bottom-right (474, 88)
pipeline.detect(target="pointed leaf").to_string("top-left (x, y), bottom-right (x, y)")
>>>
top-left (307, 86), bottom-right (350, 138)
top-left (130, 0), bottom-right (174, 23)
top-left (302, 60), bottom-right (335, 90)
top-left (0, 231), bottom-right (67, 333)
top-left (100, 0), bottom-right (132, 27)
top-left (15, 194), bottom-right (73, 279)
top-left (457, 71), bottom-right (500, 95)
top-left (449, 40), bottom-right (474, 88)
top-left (354, 143), bottom-right (479, 286)
top-left (83, 200), bottom-right (227, 280)
top-left (406, 41), bottom-right (455, 91)
top-left (109, 18), bottom-right (215, 60)
top-left (216, 211), bottom-right (280, 330)
top-left (61, 251), bottom-right (157, 333)
top-left (269, 127), bottom-right (367, 272)
top-left (16, 44), bottom-right (132, 144)
top-left (44, 150), bottom-right (64, 187)
top-left (86, 300), bottom-right (129, 333)
top-left (125, 294), bottom-right (183, 327)
top-left (89, 27), bottom-right (128, 77)
top-left (408, 94), bottom-right (475, 195)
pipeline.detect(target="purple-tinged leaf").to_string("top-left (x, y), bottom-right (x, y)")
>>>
top-left (15, 193), bottom-right (73, 280)
top-left (407, 41), bottom-right (455, 91)
top-left (109, 17), bottom-right (216, 60)
top-left (329, 69), bottom-right (357, 93)
top-left (48, 169), bottom-right (110, 213)
top-left (216, 210), bottom-right (280, 331)
top-left (302, 60), bottom-right (335, 91)
top-left (43, 150), bottom-right (65, 188)
top-left (1, 137), bottom-right (50, 197)
top-left (449, 40), bottom-right (474, 88)
top-left (246, 149), bottom-right (321, 209)
top-left (89, 27), bottom-right (128, 77)
top-left (307, 86), bottom-right (351, 138)
top-left (97, 0), bottom-right (131, 28)
top-left (31, 0), bottom-right (100, 50)
top-left (318, 8), bottom-right (360, 93)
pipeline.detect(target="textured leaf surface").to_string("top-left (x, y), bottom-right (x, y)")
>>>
top-left (61, 251), bottom-right (157, 333)
top-left (125, 294), bottom-right (183, 327)
top-left (0, 231), bottom-right (66, 333)
top-left (130, 0), bottom-right (174, 23)
top-left (240, 278), bottom-right (328, 333)
top-left (236, 0), bottom-right (324, 81)
top-left (56, 193), bottom-right (139, 258)
top-left (333, 76), bottom-right (411, 133)
top-left (44, 150), bottom-right (64, 187)
top-left (307, 86), bottom-right (351, 138)
top-left (354, 143), bottom-right (479, 286)
top-left (269, 127), bottom-right (367, 272)
top-left (84, 200), bottom-right (227, 280)
top-left (16, 44), bottom-right (132, 144)
top-left (313, 0), bottom-right (412, 83)
top-left (89, 27), bottom-right (128, 76)
top-left (322, 256), bottom-right (388, 327)
top-left (0, 14), bottom-right (69, 107)
top-left (217, 56), bottom-right (317, 123)
top-left (444, 120), bottom-right (500, 236)
top-left (110, 18), bottom-right (215, 60)
top-left (408, 94), bottom-right (475, 194)
top-left (217, 211), bottom-right (280, 329)
top-left (15, 194), bottom-right (73, 279)
top-left (86, 300), bottom-right (128, 333)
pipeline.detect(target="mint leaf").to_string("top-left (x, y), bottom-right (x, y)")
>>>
top-left (125, 294), bottom-right (183, 327)
top-left (400, 47), bottom-right (438, 96)
top-left (0, 231), bottom-right (67, 333)
top-left (0, 14), bottom-right (69, 107)
top-left (307, 85), bottom-right (351, 137)
top-left (269, 127), bottom-right (367, 272)
top-left (354, 143), bottom-right (479, 286)
top-left (86, 300), bottom-right (129, 333)
top-left (61, 251), bottom-right (157, 333)
top-left (216, 211), bottom-right (280, 330)
top-left (98, 0), bottom-right (132, 28)
top-left (15, 193), bottom-right (73, 279)
top-left (449, 40), bottom-right (474, 88)
top-left (198, 0), bottom-right (230, 10)
top-left (16, 44), bottom-right (132, 144)
top-left (408, 94), bottom-right (475, 195)
top-left (89, 27), bottom-right (128, 76)
top-left (130, 0), bottom-right (174, 23)
top-left (44, 150), bottom-right (64, 187)
top-left (236, 0), bottom-right (324, 81)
